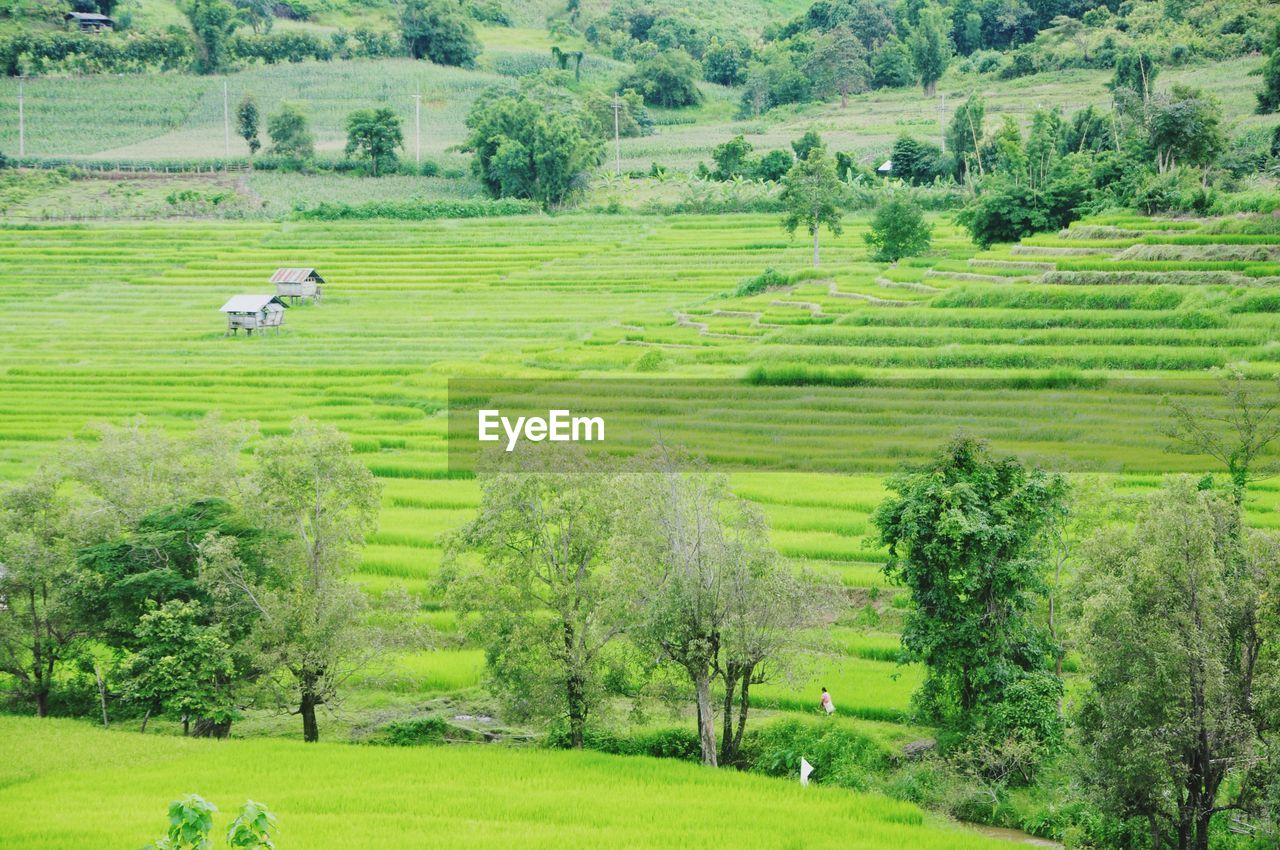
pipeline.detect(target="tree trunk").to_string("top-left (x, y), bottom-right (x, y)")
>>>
top-left (566, 672), bottom-right (587, 749)
top-left (34, 688), bottom-right (49, 718)
top-left (719, 666), bottom-right (738, 765)
top-left (300, 693), bottom-right (320, 743)
top-left (840, 89), bottom-right (848, 109)
top-left (730, 672), bottom-right (752, 764)
top-left (299, 668), bottom-right (322, 743)
top-left (94, 663), bottom-right (110, 727)
top-left (693, 667), bottom-right (718, 767)
top-left (924, 80), bottom-right (937, 97)
top-left (140, 707), bottom-right (152, 734)
top-left (812, 224), bottom-right (820, 268)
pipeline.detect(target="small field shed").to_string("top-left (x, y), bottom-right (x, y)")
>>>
top-left (270, 268), bottom-right (325, 302)
top-left (65, 12), bottom-right (114, 31)
top-left (221, 295), bottom-right (287, 335)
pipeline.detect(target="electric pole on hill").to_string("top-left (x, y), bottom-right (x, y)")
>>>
top-left (611, 94), bottom-right (622, 176)
top-left (413, 91), bottom-right (422, 166)
top-left (938, 93), bottom-right (946, 154)
top-left (223, 80), bottom-right (231, 158)
top-left (17, 77), bottom-right (24, 158)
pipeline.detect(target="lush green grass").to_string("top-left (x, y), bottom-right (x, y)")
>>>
top-left (0, 717), bottom-right (1010, 850)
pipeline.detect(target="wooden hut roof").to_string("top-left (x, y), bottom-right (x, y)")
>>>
top-left (270, 268), bottom-right (324, 284)
top-left (65, 12), bottom-right (113, 22)
top-left (221, 295), bottom-right (287, 313)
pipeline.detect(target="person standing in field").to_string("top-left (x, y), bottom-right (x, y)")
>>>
top-left (821, 687), bottom-right (835, 716)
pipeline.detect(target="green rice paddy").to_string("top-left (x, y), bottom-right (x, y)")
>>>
top-left (2, 209), bottom-right (1279, 846)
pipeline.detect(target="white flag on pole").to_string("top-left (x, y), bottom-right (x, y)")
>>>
top-left (800, 757), bottom-right (814, 786)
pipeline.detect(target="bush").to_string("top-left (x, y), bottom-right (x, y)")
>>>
top-left (546, 725), bottom-right (701, 760)
top-left (229, 31), bottom-right (332, 64)
top-left (754, 149), bottom-right (794, 182)
top-left (865, 197), bottom-right (932, 262)
top-left (890, 135), bottom-right (946, 185)
top-left (620, 50), bottom-right (703, 108)
top-left (711, 135), bottom-right (753, 180)
top-left (733, 267), bottom-right (790, 296)
top-left (375, 716), bottom-right (451, 745)
top-left (1133, 168), bottom-right (1217, 215)
top-left (743, 719), bottom-right (886, 789)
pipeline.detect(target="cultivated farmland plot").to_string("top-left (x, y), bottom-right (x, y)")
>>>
top-left (1, 206), bottom-right (1279, 848)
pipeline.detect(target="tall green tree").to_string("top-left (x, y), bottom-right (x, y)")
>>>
top-left (184, 0), bottom-right (239, 74)
top-left (1109, 49), bottom-right (1158, 102)
top-left (946, 94), bottom-right (985, 180)
top-left (780, 147), bottom-right (844, 267)
top-left (122, 600), bottom-right (235, 735)
top-left (805, 25), bottom-right (869, 108)
top-left (865, 197), bottom-right (932, 262)
top-left (464, 86), bottom-right (603, 209)
top-left (249, 418), bottom-right (381, 743)
top-left (872, 435), bottom-right (1066, 725)
top-left (400, 0), bottom-right (480, 67)
top-left (909, 3), bottom-right (951, 96)
top-left (1257, 24), bottom-right (1280, 114)
top-left (1074, 478), bottom-right (1277, 850)
top-left (444, 447), bottom-right (623, 749)
top-left (236, 95), bottom-right (261, 156)
top-left (1146, 86), bottom-right (1225, 174)
top-left (267, 102), bottom-right (315, 160)
top-left (619, 50), bottom-right (703, 108)
top-left (612, 459), bottom-right (779, 767)
top-left (74, 498), bottom-right (270, 737)
top-left (0, 472), bottom-right (80, 717)
top-left (1164, 365), bottom-right (1280, 504)
top-left (344, 108), bottom-right (403, 176)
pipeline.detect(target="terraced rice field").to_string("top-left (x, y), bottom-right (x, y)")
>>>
top-left (2, 211), bottom-right (1279, 735)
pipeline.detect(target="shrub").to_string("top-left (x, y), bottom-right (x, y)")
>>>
top-left (956, 179), bottom-right (1046, 248)
top-left (890, 135), bottom-right (946, 185)
top-left (711, 135), bottom-right (753, 180)
top-left (374, 716), bottom-right (451, 745)
top-left (1133, 168), bottom-right (1217, 215)
top-left (754, 149), bottom-right (794, 182)
top-left (546, 725), bottom-right (701, 760)
top-left (733, 267), bottom-right (791, 296)
top-left (744, 719), bottom-right (886, 789)
top-left (865, 197), bottom-right (932, 262)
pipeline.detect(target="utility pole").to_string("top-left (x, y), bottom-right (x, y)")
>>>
top-left (17, 77), bottom-right (25, 158)
top-left (223, 80), bottom-right (230, 159)
top-left (938, 93), bottom-right (946, 155)
top-left (611, 93), bottom-right (622, 176)
top-left (412, 91), bottom-right (422, 166)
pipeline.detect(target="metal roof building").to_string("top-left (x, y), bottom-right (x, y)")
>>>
top-left (220, 295), bottom-right (287, 335)
top-left (269, 268), bottom-right (325, 303)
